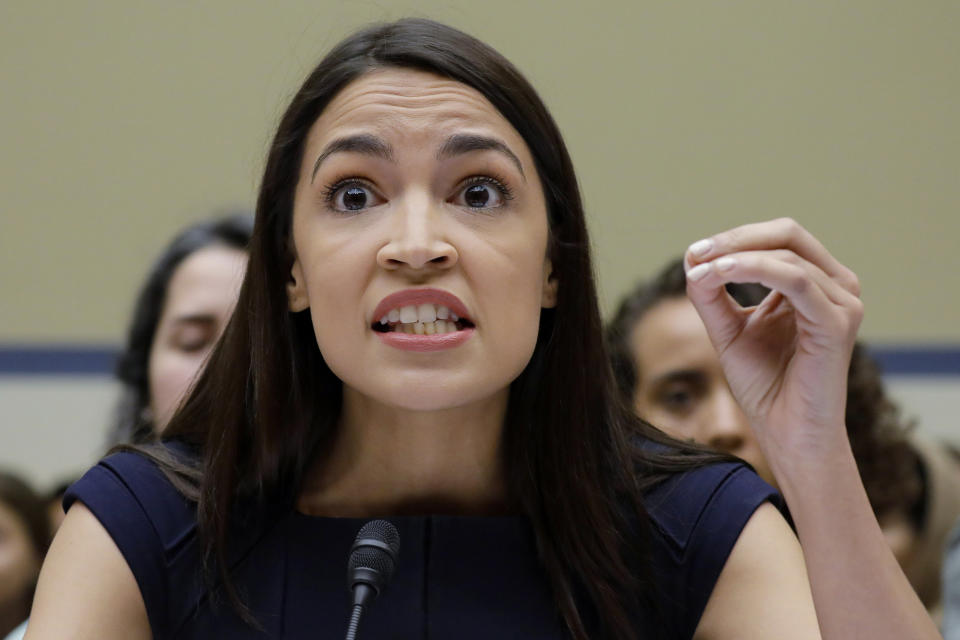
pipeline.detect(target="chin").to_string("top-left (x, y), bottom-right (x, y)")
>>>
top-left (350, 373), bottom-right (506, 413)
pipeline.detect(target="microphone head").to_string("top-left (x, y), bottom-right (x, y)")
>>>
top-left (347, 519), bottom-right (400, 595)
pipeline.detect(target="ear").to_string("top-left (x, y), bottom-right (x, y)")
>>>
top-left (287, 258), bottom-right (309, 312)
top-left (541, 259), bottom-right (558, 308)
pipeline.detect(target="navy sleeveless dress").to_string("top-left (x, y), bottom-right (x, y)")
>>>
top-left (64, 448), bottom-right (781, 639)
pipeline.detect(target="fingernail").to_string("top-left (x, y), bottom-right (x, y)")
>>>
top-left (686, 263), bottom-right (710, 282)
top-left (688, 238), bottom-right (713, 257)
top-left (715, 257), bottom-right (736, 272)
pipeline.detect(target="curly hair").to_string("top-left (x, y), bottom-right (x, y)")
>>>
top-left (606, 258), bottom-right (921, 521)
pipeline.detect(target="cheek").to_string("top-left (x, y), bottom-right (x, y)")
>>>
top-left (470, 248), bottom-right (548, 358)
top-left (655, 418), bottom-right (699, 442)
top-left (148, 347), bottom-right (208, 427)
top-left (303, 263), bottom-right (367, 350)
top-left (636, 396), bottom-right (699, 440)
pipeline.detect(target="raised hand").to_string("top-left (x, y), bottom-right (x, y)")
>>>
top-left (682, 218), bottom-right (863, 473)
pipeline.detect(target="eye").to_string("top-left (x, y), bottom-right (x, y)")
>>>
top-left (177, 336), bottom-right (212, 353)
top-left (324, 179), bottom-right (384, 213)
top-left (171, 323), bottom-right (216, 353)
top-left (451, 176), bottom-right (513, 209)
top-left (656, 384), bottom-right (698, 415)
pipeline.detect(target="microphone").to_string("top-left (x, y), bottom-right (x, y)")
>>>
top-left (344, 519), bottom-right (400, 640)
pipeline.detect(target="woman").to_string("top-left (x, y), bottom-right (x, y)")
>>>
top-left (0, 472), bottom-right (49, 640)
top-left (607, 257), bottom-right (960, 622)
top-left (28, 18), bottom-right (939, 639)
top-left (107, 214), bottom-right (253, 444)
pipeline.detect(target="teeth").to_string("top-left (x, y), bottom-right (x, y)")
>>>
top-left (378, 303), bottom-right (468, 334)
top-left (417, 303), bottom-right (437, 323)
top-left (385, 320), bottom-right (460, 335)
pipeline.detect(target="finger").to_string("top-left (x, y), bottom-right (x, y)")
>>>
top-left (685, 218), bottom-right (861, 297)
top-left (708, 249), bottom-right (857, 309)
top-left (684, 268), bottom-right (747, 353)
top-left (686, 251), bottom-right (863, 339)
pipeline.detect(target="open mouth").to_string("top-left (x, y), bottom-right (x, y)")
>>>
top-left (372, 303), bottom-right (475, 335)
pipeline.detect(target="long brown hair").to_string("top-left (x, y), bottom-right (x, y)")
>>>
top-left (127, 19), bottom-right (725, 640)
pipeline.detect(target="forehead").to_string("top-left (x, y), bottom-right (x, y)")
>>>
top-left (629, 297), bottom-right (719, 379)
top-left (303, 68), bottom-right (528, 157)
top-left (165, 246), bottom-right (246, 311)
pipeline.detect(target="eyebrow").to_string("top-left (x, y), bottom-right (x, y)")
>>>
top-left (311, 134), bottom-right (395, 182)
top-left (310, 132), bottom-right (526, 183)
top-left (437, 134), bottom-right (525, 179)
top-left (648, 369), bottom-right (706, 388)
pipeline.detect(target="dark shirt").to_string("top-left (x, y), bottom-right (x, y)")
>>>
top-left (65, 450), bottom-right (780, 639)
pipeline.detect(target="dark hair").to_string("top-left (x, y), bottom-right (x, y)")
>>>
top-left (130, 19), bottom-right (725, 640)
top-left (845, 346), bottom-right (922, 522)
top-left (108, 214), bottom-right (254, 446)
top-left (606, 257), bottom-right (921, 521)
top-left (0, 471), bottom-right (51, 626)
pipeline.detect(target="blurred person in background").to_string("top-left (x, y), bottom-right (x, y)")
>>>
top-left (6, 216), bottom-right (249, 636)
top-left (41, 480), bottom-right (77, 537)
top-left (0, 472), bottom-right (50, 640)
top-left (945, 520), bottom-right (960, 639)
top-left (106, 214), bottom-right (253, 446)
top-left (607, 257), bottom-right (960, 623)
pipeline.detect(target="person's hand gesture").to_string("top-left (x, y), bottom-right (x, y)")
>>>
top-left (683, 218), bottom-right (863, 474)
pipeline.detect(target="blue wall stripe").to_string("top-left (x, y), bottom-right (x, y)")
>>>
top-left (0, 346), bottom-right (119, 376)
top-left (1, 344), bottom-right (959, 376)
top-left (869, 346), bottom-right (960, 376)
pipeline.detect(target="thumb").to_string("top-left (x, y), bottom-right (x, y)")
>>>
top-left (684, 255), bottom-right (745, 353)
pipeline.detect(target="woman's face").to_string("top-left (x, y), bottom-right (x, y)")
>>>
top-left (288, 68), bottom-right (556, 412)
top-left (0, 500), bottom-right (39, 618)
top-left (147, 245), bottom-right (247, 431)
top-left (629, 296), bottom-right (775, 486)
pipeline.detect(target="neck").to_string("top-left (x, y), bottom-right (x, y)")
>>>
top-left (298, 386), bottom-right (511, 517)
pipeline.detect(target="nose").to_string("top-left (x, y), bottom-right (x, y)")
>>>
top-left (376, 193), bottom-right (458, 272)
top-left (705, 389), bottom-right (751, 454)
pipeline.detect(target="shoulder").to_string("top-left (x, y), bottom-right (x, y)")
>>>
top-left (641, 460), bottom-right (785, 638)
top-left (695, 501), bottom-right (819, 640)
top-left (62, 443), bottom-right (200, 637)
top-left (27, 502), bottom-right (152, 640)
top-left (644, 460), bottom-right (783, 545)
top-left (65, 443), bottom-right (199, 552)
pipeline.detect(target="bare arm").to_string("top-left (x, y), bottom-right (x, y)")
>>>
top-left (695, 502), bottom-right (820, 640)
top-left (684, 218), bottom-right (940, 639)
top-left (775, 438), bottom-right (938, 638)
top-left (25, 502), bottom-right (151, 640)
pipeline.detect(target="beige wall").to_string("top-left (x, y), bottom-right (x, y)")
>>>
top-left (2, 1), bottom-right (958, 344)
